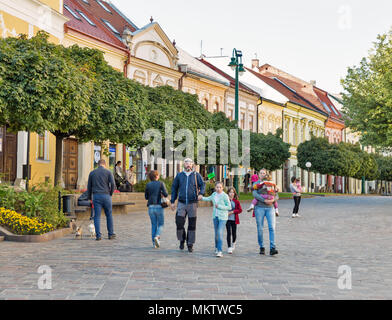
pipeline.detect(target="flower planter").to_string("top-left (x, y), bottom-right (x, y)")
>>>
top-left (0, 225), bottom-right (73, 243)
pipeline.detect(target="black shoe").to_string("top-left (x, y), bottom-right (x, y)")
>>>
top-left (179, 241), bottom-right (185, 250)
top-left (270, 248), bottom-right (278, 256)
top-left (259, 247), bottom-right (265, 255)
top-left (188, 245), bottom-right (193, 253)
top-left (108, 234), bottom-right (116, 240)
top-left (96, 237), bottom-right (102, 241)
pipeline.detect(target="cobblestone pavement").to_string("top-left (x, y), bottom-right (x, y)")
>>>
top-left (1, 196), bottom-right (391, 300)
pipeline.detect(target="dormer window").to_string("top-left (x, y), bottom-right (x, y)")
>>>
top-left (76, 10), bottom-right (96, 26)
top-left (64, 4), bottom-right (81, 20)
top-left (101, 19), bottom-right (120, 35)
top-left (96, 0), bottom-right (112, 13)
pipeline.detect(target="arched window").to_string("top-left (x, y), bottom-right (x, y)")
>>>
top-left (213, 102), bottom-right (219, 113)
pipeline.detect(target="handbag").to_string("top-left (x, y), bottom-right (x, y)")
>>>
top-left (159, 182), bottom-right (169, 208)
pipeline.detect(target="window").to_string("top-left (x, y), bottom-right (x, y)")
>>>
top-left (203, 98), bottom-right (208, 110)
top-left (249, 115), bottom-right (254, 131)
top-left (228, 109), bottom-right (234, 121)
top-left (96, 0), bottom-right (112, 13)
top-left (321, 101), bottom-right (331, 113)
top-left (213, 102), bottom-right (219, 113)
top-left (38, 133), bottom-right (45, 160)
top-left (76, 10), bottom-right (96, 26)
top-left (101, 19), bottom-right (119, 35)
top-left (330, 105), bottom-right (339, 116)
top-left (240, 112), bottom-right (245, 129)
top-left (64, 4), bottom-right (81, 20)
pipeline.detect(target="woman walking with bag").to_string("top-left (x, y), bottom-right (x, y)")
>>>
top-left (145, 170), bottom-right (169, 248)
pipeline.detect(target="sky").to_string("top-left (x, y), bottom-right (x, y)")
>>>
top-left (110, 0), bottom-right (392, 94)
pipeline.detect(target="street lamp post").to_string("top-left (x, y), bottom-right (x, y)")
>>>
top-left (228, 48), bottom-right (246, 193)
top-left (306, 162), bottom-right (312, 193)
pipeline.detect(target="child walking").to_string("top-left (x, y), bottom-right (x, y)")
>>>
top-left (247, 173), bottom-right (280, 216)
top-left (200, 182), bottom-right (232, 258)
top-left (226, 187), bottom-right (242, 254)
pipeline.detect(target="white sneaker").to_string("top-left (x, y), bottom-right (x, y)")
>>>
top-left (154, 236), bottom-right (160, 248)
top-left (228, 247), bottom-right (233, 254)
top-left (232, 242), bottom-right (236, 250)
top-left (247, 206), bottom-right (254, 212)
top-left (215, 248), bottom-right (218, 254)
top-left (292, 214), bottom-right (296, 218)
top-left (295, 214), bottom-right (300, 218)
top-left (216, 251), bottom-right (223, 258)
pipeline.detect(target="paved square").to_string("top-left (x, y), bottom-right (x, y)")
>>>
top-left (1, 196), bottom-right (391, 300)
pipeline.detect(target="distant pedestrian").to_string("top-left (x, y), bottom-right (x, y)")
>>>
top-left (290, 177), bottom-right (303, 218)
top-left (170, 158), bottom-right (205, 253)
top-left (126, 165), bottom-right (137, 192)
top-left (200, 182), bottom-right (232, 258)
top-left (145, 170), bottom-right (169, 248)
top-left (87, 159), bottom-right (116, 241)
top-left (226, 187), bottom-right (242, 254)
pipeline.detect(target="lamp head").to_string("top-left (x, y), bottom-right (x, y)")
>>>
top-left (228, 57), bottom-right (237, 71)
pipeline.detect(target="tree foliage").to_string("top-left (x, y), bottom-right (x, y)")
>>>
top-left (249, 131), bottom-right (291, 172)
top-left (297, 136), bottom-right (380, 180)
top-left (0, 32), bottom-right (93, 134)
top-left (341, 29), bottom-right (392, 148)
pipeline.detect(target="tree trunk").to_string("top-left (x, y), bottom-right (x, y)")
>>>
top-left (54, 135), bottom-right (64, 187)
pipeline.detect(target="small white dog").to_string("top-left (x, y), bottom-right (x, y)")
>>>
top-left (87, 223), bottom-right (96, 238)
top-left (75, 226), bottom-right (83, 239)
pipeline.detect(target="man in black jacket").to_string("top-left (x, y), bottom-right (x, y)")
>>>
top-left (170, 158), bottom-right (205, 252)
top-left (87, 159), bottom-right (116, 241)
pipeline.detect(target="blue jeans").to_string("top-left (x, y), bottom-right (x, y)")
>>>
top-left (93, 193), bottom-right (114, 238)
top-left (148, 205), bottom-right (164, 245)
top-left (254, 206), bottom-right (276, 250)
top-left (213, 217), bottom-right (226, 252)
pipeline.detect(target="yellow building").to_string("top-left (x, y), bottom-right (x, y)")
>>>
top-left (0, 0), bottom-right (67, 188)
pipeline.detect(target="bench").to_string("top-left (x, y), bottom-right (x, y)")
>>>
top-left (72, 201), bottom-right (136, 218)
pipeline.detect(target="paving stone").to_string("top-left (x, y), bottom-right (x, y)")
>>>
top-left (1, 196), bottom-right (392, 299)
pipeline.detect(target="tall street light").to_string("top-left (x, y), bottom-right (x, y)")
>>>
top-left (228, 48), bottom-right (246, 193)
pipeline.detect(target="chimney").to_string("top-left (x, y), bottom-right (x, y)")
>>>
top-left (251, 58), bottom-right (260, 69)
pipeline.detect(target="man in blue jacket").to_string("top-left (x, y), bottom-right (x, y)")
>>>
top-left (87, 159), bottom-right (116, 241)
top-left (170, 158), bottom-right (205, 252)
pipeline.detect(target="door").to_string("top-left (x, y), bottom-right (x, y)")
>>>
top-left (0, 127), bottom-right (17, 183)
top-left (62, 138), bottom-right (78, 190)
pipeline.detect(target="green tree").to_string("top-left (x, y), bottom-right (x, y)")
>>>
top-left (375, 155), bottom-right (392, 182)
top-left (249, 129), bottom-right (291, 172)
top-left (341, 29), bottom-right (392, 148)
top-left (0, 32), bottom-right (149, 186)
top-left (0, 32), bottom-right (94, 186)
top-left (144, 85), bottom-right (212, 161)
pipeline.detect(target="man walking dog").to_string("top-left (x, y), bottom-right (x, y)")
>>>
top-left (170, 158), bottom-right (205, 252)
top-left (87, 159), bottom-right (116, 241)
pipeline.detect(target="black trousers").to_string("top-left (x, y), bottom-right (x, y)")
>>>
top-left (175, 202), bottom-right (197, 246)
top-left (293, 196), bottom-right (301, 214)
top-left (226, 220), bottom-right (237, 247)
